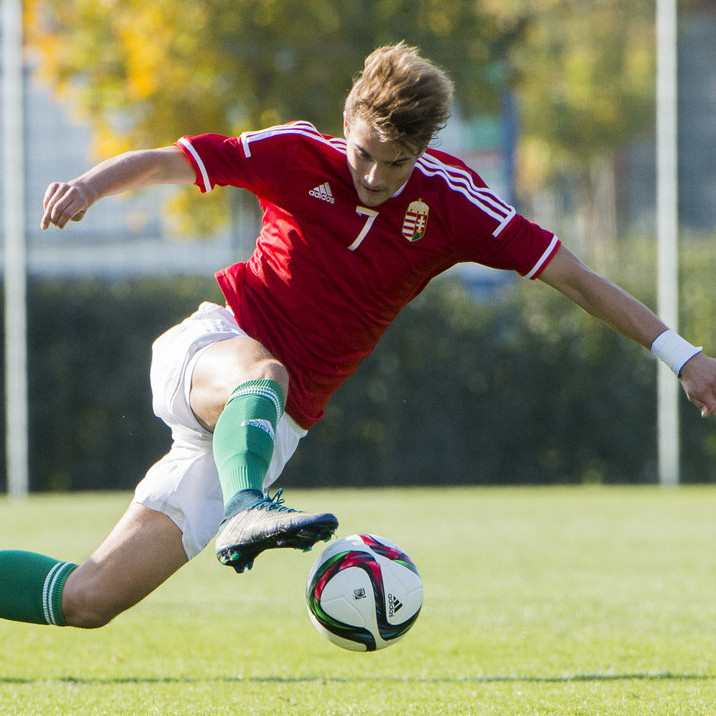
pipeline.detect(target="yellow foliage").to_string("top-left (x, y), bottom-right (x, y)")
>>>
top-left (164, 187), bottom-right (230, 239)
top-left (23, 0), bottom-right (655, 229)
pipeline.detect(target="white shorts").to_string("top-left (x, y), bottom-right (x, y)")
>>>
top-left (133, 302), bottom-right (307, 559)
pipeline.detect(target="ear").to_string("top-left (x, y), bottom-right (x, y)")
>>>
top-left (342, 112), bottom-right (350, 139)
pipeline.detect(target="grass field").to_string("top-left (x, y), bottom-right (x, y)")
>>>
top-left (1, 486), bottom-right (715, 715)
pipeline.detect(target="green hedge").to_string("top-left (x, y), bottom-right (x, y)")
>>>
top-left (22, 277), bottom-right (224, 492)
top-left (284, 277), bottom-right (662, 487)
top-left (1, 266), bottom-right (715, 492)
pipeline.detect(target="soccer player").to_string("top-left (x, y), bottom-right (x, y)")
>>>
top-left (2, 43), bottom-right (715, 629)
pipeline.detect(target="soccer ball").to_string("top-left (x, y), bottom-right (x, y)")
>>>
top-left (305, 534), bottom-right (423, 652)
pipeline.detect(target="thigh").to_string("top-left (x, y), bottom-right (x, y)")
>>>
top-left (62, 503), bottom-right (188, 628)
top-left (135, 440), bottom-right (224, 560)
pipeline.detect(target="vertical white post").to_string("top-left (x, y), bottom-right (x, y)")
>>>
top-left (2, 0), bottom-right (30, 498)
top-left (656, 0), bottom-right (680, 486)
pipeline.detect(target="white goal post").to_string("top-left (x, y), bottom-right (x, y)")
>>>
top-left (656, 0), bottom-right (681, 486)
top-left (2, 0), bottom-right (30, 499)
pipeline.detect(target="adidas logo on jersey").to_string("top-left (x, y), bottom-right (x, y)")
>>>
top-left (309, 182), bottom-right (335, 204)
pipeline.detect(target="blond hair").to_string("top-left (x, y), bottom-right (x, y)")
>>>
top-left (344, 42), bottom-right (454, 152)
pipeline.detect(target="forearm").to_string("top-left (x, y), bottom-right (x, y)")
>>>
top-left (72, 147), bottom-right (191, 202)
top-left (538, 246), bottom-right (716, 417)
top-left (540, 250), bottom-right (666, 349)
top-left (41, 146), bottom-right (192, 230)
top-left (564, 274), bottom-right (665, 349)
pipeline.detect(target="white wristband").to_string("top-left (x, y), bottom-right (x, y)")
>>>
top-left (651, 329), bottom-right (702, 376)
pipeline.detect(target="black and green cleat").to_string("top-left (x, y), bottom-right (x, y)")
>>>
top-left (215, 489), bottom-right (338, 573)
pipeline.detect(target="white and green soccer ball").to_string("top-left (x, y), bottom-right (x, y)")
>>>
top-left (306, 534), bottom-right (423, 652)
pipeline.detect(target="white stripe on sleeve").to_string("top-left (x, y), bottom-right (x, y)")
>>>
top-left (177, 138), bottom-right (212, 193)
top-left (524, 235), bottom-right (560, 279)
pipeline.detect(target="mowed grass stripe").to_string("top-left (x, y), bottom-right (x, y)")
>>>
top-left (1, 486), bottom-right (714, 715)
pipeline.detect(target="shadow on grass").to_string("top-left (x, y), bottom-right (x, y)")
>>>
top-left (2, 672), bottom-right (713, 685)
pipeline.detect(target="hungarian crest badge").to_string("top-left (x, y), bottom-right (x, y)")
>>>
top-left (401, 198), bottom-right (429, 242)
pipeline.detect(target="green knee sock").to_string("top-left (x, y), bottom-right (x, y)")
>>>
top-left (213, 379), bottom-right (285, 518)
top-left (0, 550), bottom-right (77, 626)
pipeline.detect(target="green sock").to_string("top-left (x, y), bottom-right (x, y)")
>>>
top-left (0, 550), bottom-right (77, 626)
top-left (213, 379), bottom-right (285, 517)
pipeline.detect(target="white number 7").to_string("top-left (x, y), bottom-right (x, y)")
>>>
top-left (347, 206), bottom-right (379, 251)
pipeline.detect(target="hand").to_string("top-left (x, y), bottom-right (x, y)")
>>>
top-left (40, 181), bottom-right (94, 230)
top-left (679, 352), bottom-right (716, 418)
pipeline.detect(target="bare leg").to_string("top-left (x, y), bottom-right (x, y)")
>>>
top-left (62, 503), bottom-right (188, 628)
top-left (189, 335), bottom-right (289, 431)
top-left (186, 333), bottom-right (337, 573)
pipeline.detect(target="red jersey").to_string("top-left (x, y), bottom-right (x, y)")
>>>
top-left (176, 122), bottom-right (560, 429)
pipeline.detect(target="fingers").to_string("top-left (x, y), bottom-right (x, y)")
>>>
top-left (688, 394), bottom-right (713, 419)
top-left (691, 398), bottom-right (710, 418)
top-left (679, 353), bottom-right (716, 419)
top-left (40, 182), bottom-right (90, 230)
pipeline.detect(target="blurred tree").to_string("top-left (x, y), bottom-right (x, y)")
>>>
top-left (25, 0), bottom-right (526, 233)
top-left (506, 1), bottom-right (655, 177)
top-left (489, 0), bottom-right (656, 252)
top-left (26, 0), bottom-right (655, 242)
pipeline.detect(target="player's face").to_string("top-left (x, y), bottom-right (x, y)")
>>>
top-left (344, 115), bottom-right (423, 207)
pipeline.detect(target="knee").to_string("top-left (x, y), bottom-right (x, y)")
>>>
top-left (215, 354), bottom-right (290, 407)
top-left (190, 339), bottom-right (290, 430)
top-left (211, 354), bottom-right (289, 406)
top-left (257, 357), bottom-right (289, 397)
top-left (199, 337), bottom-right (290, 396)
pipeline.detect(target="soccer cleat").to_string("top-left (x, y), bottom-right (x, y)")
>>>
top-left (215, 488), bottom-right (338, 573)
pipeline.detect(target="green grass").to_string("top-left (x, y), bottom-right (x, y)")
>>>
top-left (1, 486), bottom-right (715, 715)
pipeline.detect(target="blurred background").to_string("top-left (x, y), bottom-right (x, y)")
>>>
top-left (1, 0), bottom-right (715, 493)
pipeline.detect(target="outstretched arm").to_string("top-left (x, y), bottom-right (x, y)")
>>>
top-left (538, 244), bottom-right (716, 417)
top-left (40, 145), bottom-right (194, 230)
